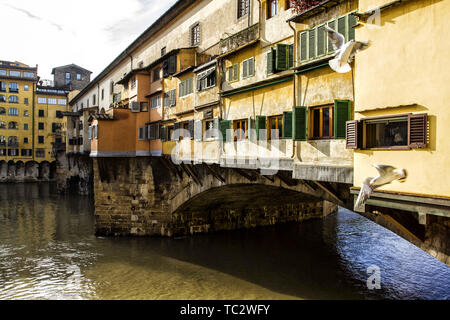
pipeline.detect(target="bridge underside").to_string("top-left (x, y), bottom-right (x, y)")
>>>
top-left (93, 157), bottom-right (348, 238)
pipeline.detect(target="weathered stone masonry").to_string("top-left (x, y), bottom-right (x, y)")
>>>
top-left (93, 157), bottom-right (341, 237)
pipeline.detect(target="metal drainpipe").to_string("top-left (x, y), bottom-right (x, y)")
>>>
top-left (288, 20), bottom-right (297, 159)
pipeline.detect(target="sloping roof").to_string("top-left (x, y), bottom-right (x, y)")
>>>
top-left (52, 64), bottom-right (93, 75)
top-left (70, 0), bottom-right (198, 105)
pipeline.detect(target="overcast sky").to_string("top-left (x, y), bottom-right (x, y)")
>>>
top-left (0, 0), bottom-right (177, 80)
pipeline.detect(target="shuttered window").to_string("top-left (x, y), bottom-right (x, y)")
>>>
top-left (348, 113), bottom-right (428, 150)
top-left (256, 115), bottom-right (267, 140)
top-left (148, 124), bottom-right (160, 140)
top-left (293, 106), bottom-right (307, 141)
top-left (408, 114), bottom-right (428, 148)
top-left (160, 126), bottom-right (167, 142)
top-left (219, 120), bottom-right (232, 142)
top-left (228, 64), bottom-right (240, 82)
top-left (242, 58), bottom-right (255, 78)
top-left (282, 111), bottom-right (293, 139)
top-left (299, 12), bottom-right (357, 62)
top-left (276, 44), bottom-right (289, 71)
top-left (267, 45), bottom-right (294, 74)
top-left (267, 49), bottom-right (275, 75)
top-left (179, 78), bottom-right (193, 97)
top-left (346, 120), bottom-right (359, 149)
top-left (334, 100), bottom-right (351, 139)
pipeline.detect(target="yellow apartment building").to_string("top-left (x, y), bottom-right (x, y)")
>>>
top-left (0, 60), bottom-right (37, 162)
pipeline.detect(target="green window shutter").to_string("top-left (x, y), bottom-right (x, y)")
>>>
top-left (334, 100), bottom-right (351, 139)
top-left (293, 106), bottom-right (307, 141)
top-left (282, 111), bottom-right (293, 139)
top-left (243, 60), bottom-right (248, 78)
top-left (348, 13), bottom-right (357, 41)
top-left (219, 120), bottom-right (232, 142)
top-left (308, 29), bottom-right (316, 60)
top-left (338, 16), bottom-right (346, 42)
top-left (256, 115), bottom-right (267, 140)
top-left (248, 116), bottom-right (255, 141)
top-left (249, 58), bottom-right (255, 76)
top-left (317, 25), bottom-right (326, 56)
top-left (288, 44), bottom-right (294, 69)
top-left (300, 32), bottom-right (308, 62)
top-left (233, 64), bottom-right (239, 81)
top-left (276, 44), bottom-right (289, 71)
top-left (267, 50), bottom-right (274, 75)
top-left (327, 21), bottom-right (336, 53)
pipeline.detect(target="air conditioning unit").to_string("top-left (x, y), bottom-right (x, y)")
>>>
top-left (130, 101), bottom-right (140, 113)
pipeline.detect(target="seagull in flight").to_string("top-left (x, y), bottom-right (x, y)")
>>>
top-left (355, 165), bottom-right (407, 210)
top-left (325, 25), bottom-right (370, 73)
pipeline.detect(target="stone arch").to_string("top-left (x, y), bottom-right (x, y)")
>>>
top-left (0, 160), bottom-right (7, 181)
top-left (39, 161), bottom-right (51, 181)
top-left (25, 161), bottom-right (39, 181)
top-left (7, 160), bottom-right (15, 179)
top-left (15, 161), bottom-right (25, 181)
top-left (49, 161), bottom-right (57, 180)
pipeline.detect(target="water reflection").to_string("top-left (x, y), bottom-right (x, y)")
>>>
top-left (0, 183), bottom-right (449, 300)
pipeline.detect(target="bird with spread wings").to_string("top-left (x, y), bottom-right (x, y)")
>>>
top-left (325, 25), bottom-right (370, 73)
top-left (355, 165), bottom-right (407, 210)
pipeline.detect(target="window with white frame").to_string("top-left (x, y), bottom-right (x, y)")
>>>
top-left (23, 72), bottom-right (34, 78)
top-left (190, 23), bottom-right (200, 46)
top-left (58, 98), bottom-right (67, 105)
top-left (237, 0), bottom-right (249, 19)
top-left (9, 70), bottom-right (21, 77)
top-left (48, 98), bottom-right (57, 105)
top-left (38, 97), bottom-right (46, 104)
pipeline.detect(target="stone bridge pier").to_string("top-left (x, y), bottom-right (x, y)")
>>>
top-left (93, 157), bottom-right (352, 237)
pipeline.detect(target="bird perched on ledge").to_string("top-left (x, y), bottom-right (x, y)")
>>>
top-left (325, 25), bottom-right (371, 73)
top-left (355, 165), bottom-right (407, 211)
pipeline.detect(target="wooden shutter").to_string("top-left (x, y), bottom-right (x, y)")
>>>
top-left (267, 50), bottom-right (274, 75)
top-left (338, 16), bottom-right (346, 42)
top-left (171, 89), bottom-right (176, 106)
top-left (256, 115), bottom-right (267, 140)
top-left (276, 44), bottom-right (289, 71)
top-left (300, 32), bottom-right (308, 62)
top-left (282, 111), bottom-right (293, 139)
top-left (308, 29), bottom-right (315, 60)
top-left (94, 125), bottom-right (98, 139)
top-left (317, 25), bottom-right (326, 56)
top-left (219, 120), bottom-right (232, 142)
top-left (194, 120), bottom-right (202, 141)
top-left (288, 44), bottom-right (294, 69)
top-left (168, 55), bottom-right (177, 74)
top-left (408, 113), bottom-right (428, 148)
top-left (88, 126), bottom-right (92, 140)
top-left (346, 120), bottom-right (360, 149)
top-left (243, 60), bottom-right (248, 78)
top-left (293, 106), bottom-right (307, 141)
top-left (348, 13), bottom-right (357, 41)
top-left (327, 21), bottom-right (336, 53)
top-left (334, 100), bottom-right (351, 139)
top-left (249, 58), bottom-right (255, 76)
top-left (248, 116), bottom-right (256, 141)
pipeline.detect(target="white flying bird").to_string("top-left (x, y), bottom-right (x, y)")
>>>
top-left (325, 25), bottom-right (370, 73)
top-left (355, 165), bottom-right (407, 210)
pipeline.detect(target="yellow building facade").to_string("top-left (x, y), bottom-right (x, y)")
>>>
top-left (0, 61), bottom-right (37, 162)
top-left (0, 60), bottom-right (69, 164)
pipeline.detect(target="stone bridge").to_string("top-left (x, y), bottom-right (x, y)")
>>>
top-left (93, 157), bottom-right (352, 237)
top-left (0, 160), bottom-right (57, 182)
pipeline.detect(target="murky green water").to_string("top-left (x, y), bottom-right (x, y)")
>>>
top-left (0, 183), bottom-right (449, 300)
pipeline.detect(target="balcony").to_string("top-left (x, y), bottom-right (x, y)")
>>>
top-left (287, 0), bottom-right (344, 23)
top-left (219, 23), bottom-right (259, 56)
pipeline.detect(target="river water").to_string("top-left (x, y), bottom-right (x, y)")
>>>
top-left (0, 183), bottom-right (449, 300)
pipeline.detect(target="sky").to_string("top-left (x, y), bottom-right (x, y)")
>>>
top-left (0, 0), bottom-right (178, 80)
